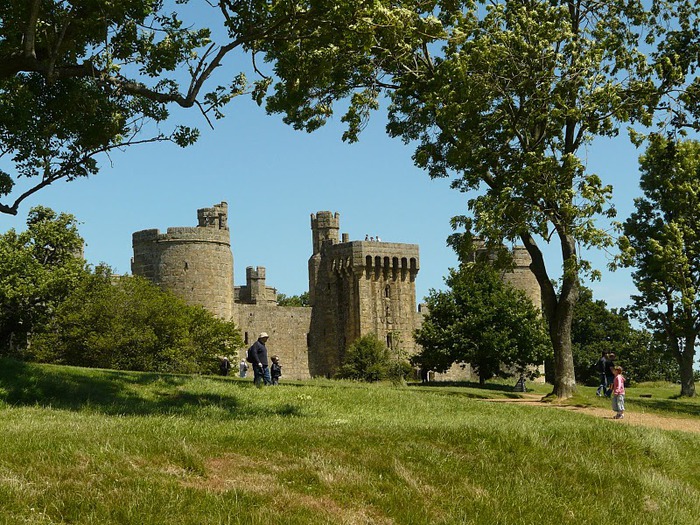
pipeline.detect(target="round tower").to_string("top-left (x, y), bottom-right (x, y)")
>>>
top-left (131, 202), bottom-right (234, 319)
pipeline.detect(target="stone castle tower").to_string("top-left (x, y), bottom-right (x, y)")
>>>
top-left (307, 212), bottom-right (421, 376)
top-left (131, 202), bottom-right (233, 320)
top-left (130, 203), bottom-right (422, 379)
top-left (130, 202), bottom-right (539, 381)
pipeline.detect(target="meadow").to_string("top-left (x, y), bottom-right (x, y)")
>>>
top-left (1, 358), bottom-right (699, 525)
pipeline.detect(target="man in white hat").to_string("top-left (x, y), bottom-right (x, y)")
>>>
top-left (247, 332), bottom-right (271, 386)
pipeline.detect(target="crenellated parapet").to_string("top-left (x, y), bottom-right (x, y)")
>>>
top-left (131, 202), bottom-right (234, 320)
top-left (324, 241), bottom-right (420, 281)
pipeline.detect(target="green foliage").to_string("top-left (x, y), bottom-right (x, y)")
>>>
top-left (259, 0), bottom-right (696, 397)
top-left (277, 291), bottom-right (310, 307)
top-left (571, 286), bottom-right (677, 385)
top-left (0, 206), bottom-right (87, 356)
top-left (618, 135), bottom-right (700, 396)
top-left (29, 267), bottom-right (242, 374)
top-left (0, 1), bottom-right (333, 215)
top-left (335, 334), bottom-right (404, 382)
top-left (414, 261), bottom-right (551, 384)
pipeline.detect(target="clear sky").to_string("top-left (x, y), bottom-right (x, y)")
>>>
top-left (0, 92), bottom-right (649, 310)
top-left (0, 1), bottom-right (669, 312)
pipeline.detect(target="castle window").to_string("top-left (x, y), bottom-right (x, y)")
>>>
top-left (385, 285), bottom-right (391, 298)
top-left (184, 261), bottom-right (189, 270)
top-left (244, 332), bottom-right (249, 345)
top-left (386, 333), bottom-right (393, 349)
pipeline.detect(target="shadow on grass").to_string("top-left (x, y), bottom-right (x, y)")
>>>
top-left (631, 397), bottom-right (700, 418)
top-left (405, 380), bottom-right (528, 399)
top-left (0, 358), bottom-right (302, 419)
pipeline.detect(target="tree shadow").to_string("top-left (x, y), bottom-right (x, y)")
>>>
top-left (631, 397), bottom-right (700, 418)
top-left (0, 358), bottom-right (301, 419)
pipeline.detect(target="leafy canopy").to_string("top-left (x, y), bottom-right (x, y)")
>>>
top-left (0, 206), bottom-right (87, 355)
top-left (413, 260), bottom-right (550, 384)
top-left (0, 0), bottom-right (326, 214)
top-left (617, 135), bottom-right (700, 396)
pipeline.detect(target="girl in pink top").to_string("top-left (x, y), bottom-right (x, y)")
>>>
top-left (612, 366), bottom-right (625, 419)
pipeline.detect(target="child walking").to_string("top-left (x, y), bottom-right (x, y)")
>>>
top-left (270, 355), bottom-right (282, 385)
top-left (612, 365), bottom-right (625, 419)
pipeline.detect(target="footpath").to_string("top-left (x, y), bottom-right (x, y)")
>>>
top-left (484, 394), bottom-right (700, 434)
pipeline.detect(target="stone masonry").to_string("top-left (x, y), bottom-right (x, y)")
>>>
top-left (132, 202), bottom-right (541, 381)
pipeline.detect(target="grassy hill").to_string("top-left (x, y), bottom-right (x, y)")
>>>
top-left (1, 359), bottom-right (699, 524)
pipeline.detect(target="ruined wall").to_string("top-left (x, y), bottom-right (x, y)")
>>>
top-left (131, 202), bottom-right (233, 320)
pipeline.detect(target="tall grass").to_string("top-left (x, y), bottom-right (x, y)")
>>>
top-left (1, 358), bottom-right (699, 524)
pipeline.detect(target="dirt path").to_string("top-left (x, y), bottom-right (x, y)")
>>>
top-left (484, 394), bottom-right (700, 434)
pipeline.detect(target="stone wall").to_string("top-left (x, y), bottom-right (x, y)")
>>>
top-left (131, 202), bottom-right (233, 320)
top-left (234, 304), bottom-right (312, 380)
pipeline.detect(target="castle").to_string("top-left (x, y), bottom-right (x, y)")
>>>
top-left (131, 202), bottom-right (422, 379)
top-left (131, 202), bottom-right (541, 380)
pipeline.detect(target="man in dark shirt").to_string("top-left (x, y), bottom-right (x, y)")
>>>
top-left (248, 332), bottom-right (272, 387)
top-left (604, 353), bottom-right (616, 398)
top-left (595, 351), bottom-right (608, 396)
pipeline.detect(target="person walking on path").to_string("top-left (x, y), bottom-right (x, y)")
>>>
top-left (612, 366), bottom-right (626, 419)
top-left (219, 356), bottom-right (231, 376)
top-left (247, 332), bottom-right (272, 387)
top-left (604, 353), bottom-right (616, 398)
top-left (595, 352), bottom-right (609, 396)
top-left (239, 359), bottom-right (248, 378)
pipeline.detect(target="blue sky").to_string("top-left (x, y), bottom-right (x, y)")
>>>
top-left (1, 92), bottom-right (647, 310)
top-left (0, 0), bottom-right (663, 311)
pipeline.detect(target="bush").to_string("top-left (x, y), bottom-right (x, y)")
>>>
top-left (336, 334), bottom-right (405, 382)
top-left (29, 268), bottom-right (242, 374)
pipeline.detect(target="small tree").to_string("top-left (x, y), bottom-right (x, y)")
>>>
top-left (277, 292), bottom-right (310, 307)
top-left (335, 334), bottom-right (393, 382)
top-left (618, 135), bottom-right (700, 396)
top-left (414, 261), bottom-right (551, 385)
top-left (30, 267), bottom-right (242, 374)
top-left (0, 206), bottom-right (87, 355)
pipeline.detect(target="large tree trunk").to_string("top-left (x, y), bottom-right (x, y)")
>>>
top-left (521, 232), bottom-right (579, 399)
top-left (549, 292), bottom-right (577, 398)
top-left (678, 335), bottom-right (696, 397)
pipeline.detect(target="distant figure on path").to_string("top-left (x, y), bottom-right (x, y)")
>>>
top-left (239, 359), bottom-right (248, 378)
top-left (420, 367), bottom-right (429, 383)
top-left (271, 355), bottom-right (282, 385)
top-left (247, 332), bottom-right (272, 387)
top-left (219, 356), bottom-right (231, 376)
top-left (605, 353), bottom-right (616, 398)
top-left (595, 351), bottom-right (608, 396)
top-left (612, 366), bottom-right (626, 419)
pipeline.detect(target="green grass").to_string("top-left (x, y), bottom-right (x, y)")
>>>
top-left (1, 358), bottom-right (699, 524)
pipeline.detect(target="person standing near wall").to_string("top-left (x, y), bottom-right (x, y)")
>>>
top-left (247, 332), bottom-right (272, 387)
top-left (239, 358), bottom-right (248, 378)
top-left (270, 355), bottom-right (282, 385)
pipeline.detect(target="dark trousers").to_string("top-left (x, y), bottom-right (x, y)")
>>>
top-left (253, 364), bottom-right (272, 386)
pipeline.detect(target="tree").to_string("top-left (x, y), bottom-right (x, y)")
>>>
top-left (257, 1), bottom-right (679, 398)
top-left (29, 266), bottom-right (242, 374)
top-left (277, 292), bottom-right (309, 307)
top-left (335, 334), bottom-right (395, 382)
top-left (413, 260), bottom-right (550, 385)
top-left (0, 206), bottom-right (86, 355)
top-left (570, 287), bottom-right (673, 385)
top-left (0, 1), bottom-right (325, 215)
top-left (618, 135), bottom-right (700, 396)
